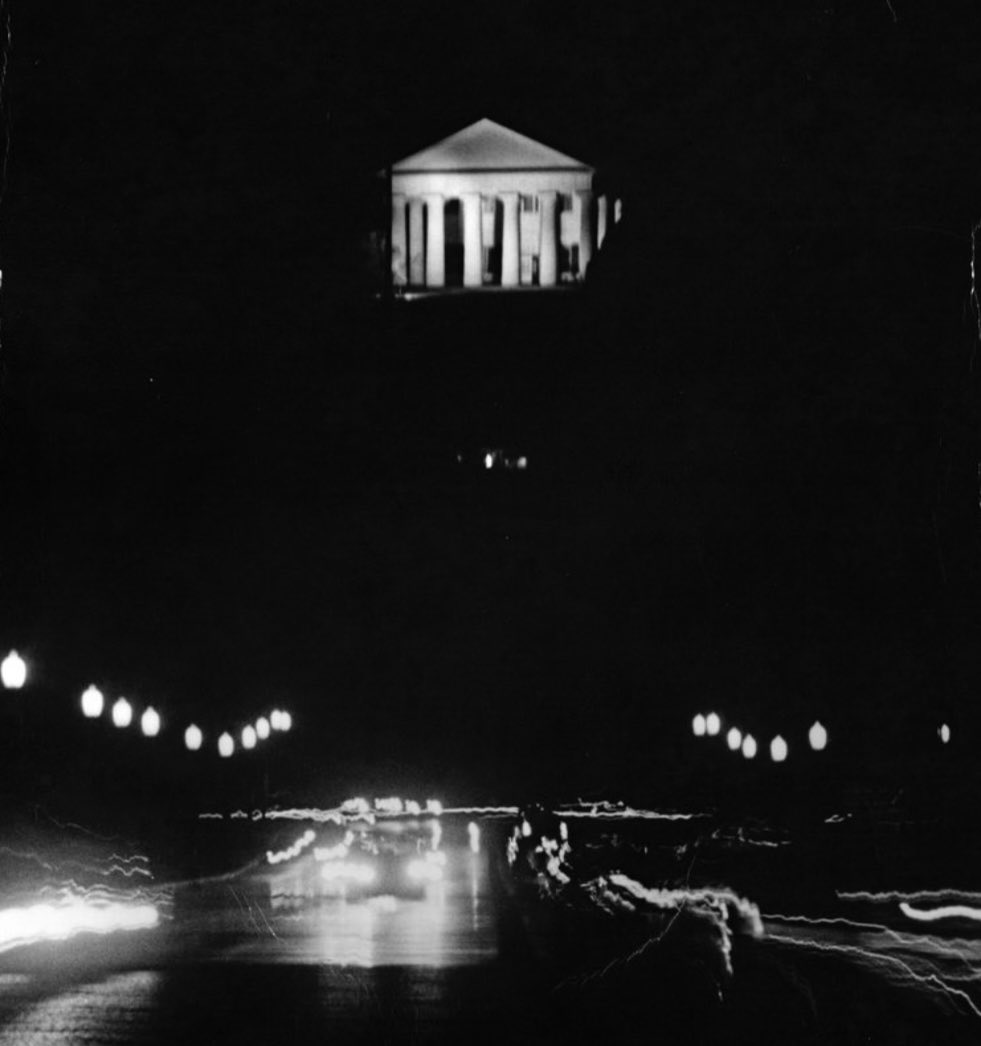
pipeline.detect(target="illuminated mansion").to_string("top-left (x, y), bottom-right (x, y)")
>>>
top-left (388, 118), bottom-right (617, 291)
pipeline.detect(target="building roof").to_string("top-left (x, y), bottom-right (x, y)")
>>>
top-left (392, 118), bottom-right (592, 173)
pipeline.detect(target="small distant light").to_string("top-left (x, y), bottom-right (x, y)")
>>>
top-left (692, 714), bottom-right (707, 737)
top-left (112, 698), bottom-right (133, 728)
top-left (516, 456), bottom-right (528, 470)
top-left (742, 734), bottom-right (757, 759)
top-left (80, 685), bottom-right (104, 719)
top-left (705, 712), bottom-right (721, 737)
top-left (939, 723), bottom-right (951, 744)
top-left (726, 726), bottom-right (742, 751)
top-left (256, 716), bottom-right (270, 740)
top-left (484, 453), bottom-right (494, 470)
top-left (808, 721), bottom-right (828, 752)
top-left (184, 724), bottom-right (203, 751)
top-left (140, 706), bottom-right (161, 737)
top-left (1, 650), bottom-right (27, 690)
top-left (218, 732), bottom-right (235, 758)
top-left (770, 735), bottom-right (788, 763)
top-left (241, 725), bottom-right (257, 750)
top-left (520, 819), bottom-right (532, 838)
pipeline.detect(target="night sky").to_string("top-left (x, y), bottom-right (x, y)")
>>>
top-left (1, 3), bottom-right (980, 802)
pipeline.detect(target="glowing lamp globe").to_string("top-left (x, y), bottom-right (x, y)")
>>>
top-left (241, 725), bottom-right (257, 750)
top-left (184, 724), bottom-right (203, 751)
top-left (939, 723), bottom-right (951, 744)
top-left (770, 735), bottom-right (788, 763)
top-left (141, 706), bottom-right (161, 737)
top-left (112, 698), bottom-right (133, 728)
top-left (692, 714), bottom-right (707, 737)
top-left (741, 734), bottom-right (757, 759)
top-left (726, 726), bottom-right (742, 751)
top-left (80, 685), bottom-right (105, 719)
top-left (808, 721), bottom-right (828, 752)
top-left (256, 716), bottom-right (270, 740)
top-left (1, 650), bottom-right (27, 689)
top-left (218, 732), bottom-right (234, 758)
top-left (705, 712), bottom-right (721, 737)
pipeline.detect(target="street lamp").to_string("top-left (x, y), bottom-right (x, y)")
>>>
top-left (705, 712), bottom-right (721, 737)
top-left (1, 650), bottom-right (27, 689)
top-left (80, 685), bottom-right (105, 719)
top-left (770, 735), bottom-right (788, 763)
top-left (141, 706), bottom-right (161, 737)
top-left (726, 726), bottom-right (742, 751)
top-left (184, 724), bottom-right (203, 751)
top-left (112, 698), bottom-right (133, 728)
top-left (242, 725), bottom-right (257, 750)
top-left (808, 721), bottom-right (828, 752)
top-left (256, 716), bottom-right (270, 740)
top-left (218, 732), bottom-right (234, 758)
top-left (692, 713), bottom-right (707, 737)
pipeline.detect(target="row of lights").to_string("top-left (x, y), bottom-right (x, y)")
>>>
top-left (1, 651), bottom-right (293, 758)
top-left (692, 712), bottom-right (828, 763)
top-left (80, 684), bottom-right (292, 756)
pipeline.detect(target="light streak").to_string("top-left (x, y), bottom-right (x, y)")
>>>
top-left (0, 900), bottom-right (159, 953)
top-left (266, 829), bottom-right (316, 865)
top-left (839, 889), bottom-right (981, 905)
top-left (468, 822), bottom-right (481, 853)
top-left (900, 903), bottom-right (981, 924)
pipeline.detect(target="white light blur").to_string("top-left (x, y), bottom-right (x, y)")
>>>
top-left (407, 858), bottom-right (444, 882)
top-left (484, 453), bottom-right (494, 469)
top-left (341, 797), bottom-right (371, 816)
top-left (726, 726), bottom-right (742, 751)
top-left (559, 821), bottom-right (568, 841)
top-left (256, 716), bottom-right (270, 740)
top-left (431, 819), bottom-right (443, 851)
top-left (0, 900), bottom-right (158, 951)
top-left (692, 713), bottom-right (706, 737)
top-left (218, 732), bottom-right (234, 758)
top-left (112, 698), bottom-right (133, 728)
top-left (770, 735), bottom-right (788, 763)
top-left (320, 860), bottom-right (376, 884)
top-left (270, 710), bottom-right (283, 730)
top-left (742, 734), bottom-right (757, 759)
top-left (939, 723), bottom-right (951, 744)
top-left (1, 650), bottom-right (27, 690)
top-left (468, 821), bottom-right (481, 854)
top-left (280, 711), bottom-right (292, 732)
top-left (705, 712), bottom-right (721, 736)
top-left (242, 725), bottom-right (257, 750)
top-left (375, 797), bottom-right (404, 815)
top-left (184, 724), bottom-right (203, 751)
top-left (516, 456), bottom-right (528, 469)
top-left (808, 720), bottom-right (828, 751)
top-left (140, 706), bottom-right (161, 738)
top-left (405, 800), bottom-right (422, 816)
top-left (520, 819), bottom-right (532, 838)
top-left (314, 842), bottom-right (350, 862)
top-left (80, 685), bottom-right (104, 719)
top-left (425, 798), bottom-right (443, 816)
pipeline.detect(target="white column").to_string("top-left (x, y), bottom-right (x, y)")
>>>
top-left (538, 190), bottom-right (558, 287)
top-left (461, 193), bottom-right (483, 288)
top-left (423, 193), bottom-right (445, 287)
top-left (500, 192), bottom-right (520, 287)
top-left (408, 198), bottom-right (425, 286)
top-left (597, 194), bottom-right (608, 250)
top-left (391, 193), bottom-right (407, 287)
top-left (576, 189), bottom-right (594, 279)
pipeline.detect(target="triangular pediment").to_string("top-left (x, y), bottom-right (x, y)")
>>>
top-left (393, 118), bottom-right (591, 172)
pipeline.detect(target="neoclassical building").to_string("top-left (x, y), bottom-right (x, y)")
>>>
top-left (387, 118), bottom-right (617, 291)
